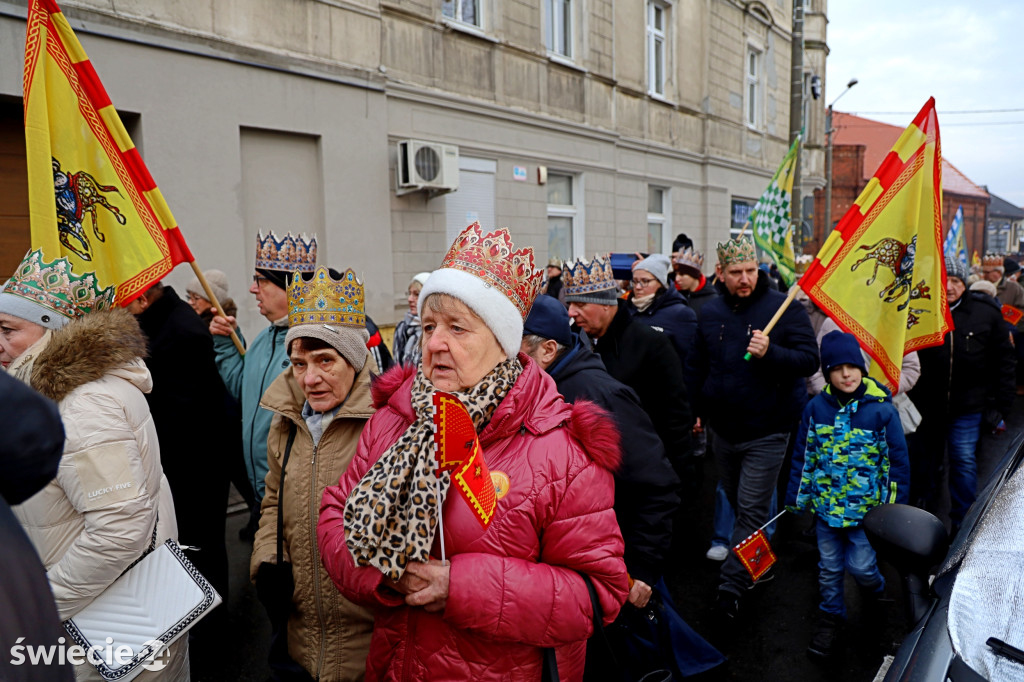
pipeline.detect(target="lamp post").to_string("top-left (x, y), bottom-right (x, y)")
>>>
top-left (823, 78), bottom-right (859, 239)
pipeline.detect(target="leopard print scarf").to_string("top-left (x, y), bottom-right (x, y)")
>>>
top-left (344, 355), bottom-right (522, 581)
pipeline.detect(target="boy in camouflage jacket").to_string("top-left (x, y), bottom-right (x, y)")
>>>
top-left (786, 331), bottom-right (910, 659)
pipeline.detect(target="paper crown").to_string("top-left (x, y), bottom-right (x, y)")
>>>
top-left (255, 231), bottom-right (317, 273)
top-left (982, 254), bottom-right (1004, 269)
top-left (716, 237), bottom-right (757, 266)
top-left (436, 222), bottom-right (542, 319)
top-left (673, 247), bottom-right (705, 276)
top-left (287, 266), bottom-right (365, 328)
top-left (562, 255), bottom-right (617, 297)
top-left (2, 249), bottom-right (115, 322)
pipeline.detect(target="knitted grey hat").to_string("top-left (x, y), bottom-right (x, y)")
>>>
top-left (945, 256), bottom-right (969, 284)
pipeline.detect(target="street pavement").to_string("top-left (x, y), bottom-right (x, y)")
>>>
top-left (193, 397), bottom-right (1024, 682)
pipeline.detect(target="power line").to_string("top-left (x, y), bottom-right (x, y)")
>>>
top-left (851, 107), bottom-right (1024, 115)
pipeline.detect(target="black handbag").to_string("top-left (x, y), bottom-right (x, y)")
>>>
top-left (254, 424), bottom-right (313, 682)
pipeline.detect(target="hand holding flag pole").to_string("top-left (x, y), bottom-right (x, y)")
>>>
top-left (743, 284), bottom-right (802, 361)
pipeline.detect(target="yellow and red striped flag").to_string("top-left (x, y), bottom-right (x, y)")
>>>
top-left (800, 98), bottom-right (951, 390)
top-left (23, 0), bottom-right (193, 305)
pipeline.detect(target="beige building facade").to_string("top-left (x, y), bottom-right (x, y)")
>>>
top-left (0, 0), bottom-right (828, 336)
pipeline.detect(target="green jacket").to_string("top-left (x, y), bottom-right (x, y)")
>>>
top-left (215, 320), bottom-right (289, 500)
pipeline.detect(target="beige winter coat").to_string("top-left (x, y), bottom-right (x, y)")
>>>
top-left (13, 309), bottom-right (187, 681)
top-left (252, 358), bottom-right (376, 681)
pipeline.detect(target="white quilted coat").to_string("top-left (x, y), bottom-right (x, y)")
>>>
top-left (13, 309), bottom-right (188, 681)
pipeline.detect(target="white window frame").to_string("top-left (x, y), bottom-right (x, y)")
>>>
top-left (745, 46), bottom-right (763, 129)
top-left (545, 0), bottom-right (573, 59)
top-left (442, 0), bottom-right (482, 29)
top-left (647, 1), bottom-right (668, 97)
top-left (647, 186), bottom-right (671, 254)
top-left (547, 172), bottom-right (584, 261)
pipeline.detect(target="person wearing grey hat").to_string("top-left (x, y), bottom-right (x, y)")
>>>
top-left (910, 255), bottom-right (1016, 532)
top-left (253, 265), bottom-right (376, 680)
top-left (628, 253), bottom-right (697, 369)
top-left (393, 272), bottom-right (431, 367)
top-left (186, 269), bottom-right (237, 322)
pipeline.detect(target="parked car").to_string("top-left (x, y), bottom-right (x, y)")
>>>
top-left (865, 433), bottom-right (1024, 681)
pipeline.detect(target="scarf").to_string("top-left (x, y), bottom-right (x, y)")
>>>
top-left (632, 292), bottom-right (657, 312)
top-left (394, 312), bottom-right (422, 367)
top-left (344, 355), bottom-right (522, 580)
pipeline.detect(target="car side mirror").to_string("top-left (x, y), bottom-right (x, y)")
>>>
top-left (864, 503), bottom-right (948, 575)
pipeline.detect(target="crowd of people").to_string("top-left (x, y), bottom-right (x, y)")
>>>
top-left (0, 222), bottom-right (1019, 681)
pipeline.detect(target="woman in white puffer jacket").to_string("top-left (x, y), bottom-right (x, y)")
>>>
top-left (3, 301), bottom-right (188, 681)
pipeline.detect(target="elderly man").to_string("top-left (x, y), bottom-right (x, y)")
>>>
top-left (564, 254), bottom-right (696, 484)
top-left (521, 294), bottom-right (680, 611)
top-left (910, 258), bottom-right (1015, 532)
top-left (982, 255), bottom-right (1024, 313)
top-left (252, 266), bottom-right (376, 681)
top-left (210, 232), bottom-right (317, 538)
top-left (687, 237), bottom-right (818, 619)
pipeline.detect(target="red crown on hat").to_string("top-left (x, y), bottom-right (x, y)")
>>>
top-left (439, 223), bottom-right (543, 319)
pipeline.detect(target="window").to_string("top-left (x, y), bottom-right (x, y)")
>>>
top-left (547, 173), bottom-right (577, 262)
top-left (731, 198), bottom-right (754, 238)
top-left (442, 0), bottom-right (480, 27)
top-left (647, 2), bottom-right (668, 96)
top-left (802, 72), bottom-right (812, 135)
top-left (745, 47), bottom-right (762, 128)
top-left (545, 0), bottom-right (573, 58)
top-left (647, 186), bottom-right (669, 254)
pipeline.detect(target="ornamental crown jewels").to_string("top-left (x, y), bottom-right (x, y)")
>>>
top-left (287, 266), bottom-right (365, 329)
top-left (2, 249), bottom-right (116, 321)
top-left (716, 237), bottom-right (757, 266)
top-left (256, 231), bottom-right (317, 272)
top-left (562, 255), bottom-right (616, 296)
top-left (440, 222), bottom-right (543, 319)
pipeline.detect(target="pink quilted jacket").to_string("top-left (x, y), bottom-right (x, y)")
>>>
top-left (318, 354), bottom-right (628, 681)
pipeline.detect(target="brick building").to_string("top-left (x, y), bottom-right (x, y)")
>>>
top-left (812, 110), bottom-right (989, 257)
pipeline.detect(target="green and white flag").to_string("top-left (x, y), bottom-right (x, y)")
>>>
top-left (751, 135), bottom-right (801, 286)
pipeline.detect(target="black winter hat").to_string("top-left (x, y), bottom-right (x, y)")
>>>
top-left (820, 330), bottom-right (867, 376)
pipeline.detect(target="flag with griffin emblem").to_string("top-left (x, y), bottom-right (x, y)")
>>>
top-left (943, 205), bottom-right (967, 268)
top-left (23, 0), bottom-right (193, 305)
top-left (799, 98), bottom-right (951, 390)
top-left (751, 135), bottom-right (801, 287)
top-left (432, 391), bottom-right (497, 529)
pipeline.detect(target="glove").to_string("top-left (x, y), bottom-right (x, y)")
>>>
top-left (983, 408), bottom-right (1003, 434)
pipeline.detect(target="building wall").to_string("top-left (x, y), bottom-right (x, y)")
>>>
top-left (0, 0), bottom-right (827, 330)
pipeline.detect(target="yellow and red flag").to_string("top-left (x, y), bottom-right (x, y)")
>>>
top-left (800, 98), bottom-right (951, 390)
top-left (23, 0), bottom-right (193, 305)
top-left (733, 529), bottom-right (776, 582)
top-left (432, 392), bottom-right (497, 529)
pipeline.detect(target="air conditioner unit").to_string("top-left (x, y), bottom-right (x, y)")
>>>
top-left (396, 140), bottom-right (459, 194)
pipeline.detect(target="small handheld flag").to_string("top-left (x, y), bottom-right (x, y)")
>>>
top-left (1002, 304), bottom-right (1024, 327)
top-left (943, 205), bottom-right (967, 267)
top-left (432, 392), bottom-right (497, 529)
top-left (733, 529), bottom-right (777, 582)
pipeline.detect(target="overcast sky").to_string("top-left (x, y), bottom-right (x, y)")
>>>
top-left (825, 1), bottom-right (1024, 207)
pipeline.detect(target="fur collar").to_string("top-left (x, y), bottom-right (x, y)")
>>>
top-left (31, 309), bottom-right (147, 403)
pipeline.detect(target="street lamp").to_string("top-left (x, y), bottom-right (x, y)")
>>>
top-left (823, 78), bottom-right (859, 238)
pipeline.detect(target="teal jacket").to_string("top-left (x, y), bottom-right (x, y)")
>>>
top-left (785, 377), bottom-right (910, 528)
top-left (215, 320), bottom-right (289, 500)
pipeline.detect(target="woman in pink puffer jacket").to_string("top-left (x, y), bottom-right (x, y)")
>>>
top-left (317, 223), bottom-right (628, 681)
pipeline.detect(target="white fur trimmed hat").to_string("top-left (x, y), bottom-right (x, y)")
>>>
top-left (417, 223), bottom-right (543, 358)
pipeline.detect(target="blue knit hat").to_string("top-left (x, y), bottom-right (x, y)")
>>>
top-left (820, 330), bottom-right (867, 375)
top-left (523, 295), bottom-right (572, 347)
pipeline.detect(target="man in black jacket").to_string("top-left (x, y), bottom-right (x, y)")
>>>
top-left (687, 238), bottom-right (818, 618)
top-left (522, 294), bottom-right (680, 610)
top-left (131, 282), bottom-right (231, 664)
top-left (0, 371), bottom-right (72, 682)
top-left (563, 255), bottom-right (696, 484)
top-left (910, 258), bottom-right (1015, 530)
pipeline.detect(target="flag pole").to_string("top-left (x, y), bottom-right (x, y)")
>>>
top-left (743, 283), bottom-right (802, 361)
top-left (189, 261), bottom-right (245, 355)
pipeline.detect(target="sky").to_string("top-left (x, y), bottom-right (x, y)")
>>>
top-left (825, 1), bottom-right (1024, 206)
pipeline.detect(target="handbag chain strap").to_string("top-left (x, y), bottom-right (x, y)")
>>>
top-left (276, 423), bottom-right (299, 564)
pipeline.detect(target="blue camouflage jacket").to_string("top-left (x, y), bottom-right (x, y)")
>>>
top-left (786, 377), bottom-right (910, 527)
